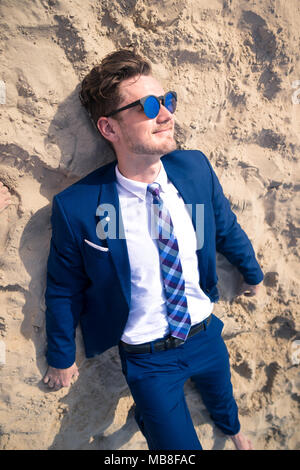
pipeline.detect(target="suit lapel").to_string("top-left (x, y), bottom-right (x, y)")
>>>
top-left (162, 156), bottom-right (207, 280)
top-left (97, 162), bottom-right (131, 309)
top-left (162, 158), bottom-right (205, 252)
top-left (162, 158), bottom-right (198, 225)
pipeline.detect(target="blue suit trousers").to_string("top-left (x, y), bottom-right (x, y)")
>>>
top-left (119, 314), bottom-right (240, 450)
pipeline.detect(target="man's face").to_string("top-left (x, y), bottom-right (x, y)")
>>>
top-left (111, 75), bottom-right (177, 157)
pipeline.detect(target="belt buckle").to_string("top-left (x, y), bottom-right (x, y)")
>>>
top-left (164, 336), bottom-right (176, 350)
top-left (164, 336), bottom-right (183, 350)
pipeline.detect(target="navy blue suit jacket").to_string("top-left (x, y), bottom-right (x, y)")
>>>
top-left (45, 150), bottom-right (264, 368)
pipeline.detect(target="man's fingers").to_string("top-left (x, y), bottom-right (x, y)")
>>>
top-left (238, 282), bottom-right (260, 297)
top-left (43, 372), bottom-right (59, 388)
top-left (43, 374), bottom-right (71, 389)
top-left (46, 377), bottom-right (62, 390)
top-left (43, 364), bottom-right (78, 391)
top-left (50, 380), bottom-right (61, 390)
top-left (243, 289), bottom-right (253, 296)
top-left (239, 290), bottom-right (254, 297)
top-left (43, 374), bottom-right (50, 384)
top-left (244, 290), bottom-right (255, 296)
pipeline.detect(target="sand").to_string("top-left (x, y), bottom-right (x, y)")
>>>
top-left (0, 0), bottom-right (299, 450)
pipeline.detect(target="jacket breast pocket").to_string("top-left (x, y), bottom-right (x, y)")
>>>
top-left (83, 239), bottom-right (110, 259)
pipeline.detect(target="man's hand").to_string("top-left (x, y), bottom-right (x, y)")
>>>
top-left (43, 363), bottom-right (79, 391)
top-left (238, 281), bottom-right (262, 297)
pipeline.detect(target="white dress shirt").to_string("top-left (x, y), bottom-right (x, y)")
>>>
top-left (115, 162), bottom-right (213, 344)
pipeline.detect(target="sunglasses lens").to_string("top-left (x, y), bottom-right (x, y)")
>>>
top-left (143, 96), bottom-right (160, 118)
top-left (164, 92), bottom-right (177, 114)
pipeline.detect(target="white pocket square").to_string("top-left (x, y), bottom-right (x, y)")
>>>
top-left (84, 239), bottom-right (109, 252)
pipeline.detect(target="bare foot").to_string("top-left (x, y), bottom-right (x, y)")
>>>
top-left (230, 431), bottom-right (253, 450)
top-left (0, 182), bottom-right (12, 213)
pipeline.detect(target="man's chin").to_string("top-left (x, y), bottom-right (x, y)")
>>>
top-left (158, 139), bottom-right (177, 156)
top-left (129, 137), bottom-right (177, 156)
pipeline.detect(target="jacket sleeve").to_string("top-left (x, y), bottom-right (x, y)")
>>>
top-left (45, 195), bottom-right (89, 368)
top-left (204, 154), bottom-right (264, 285)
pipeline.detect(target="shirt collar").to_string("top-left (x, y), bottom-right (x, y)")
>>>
top-left (115, 162), bottom-right (168, 201)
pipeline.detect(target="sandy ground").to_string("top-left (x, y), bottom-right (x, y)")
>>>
top-left (0, 0), bottom-right (299, 450)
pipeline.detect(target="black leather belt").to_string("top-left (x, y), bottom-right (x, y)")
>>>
top-left (120, 315), bottom-right (212, 354)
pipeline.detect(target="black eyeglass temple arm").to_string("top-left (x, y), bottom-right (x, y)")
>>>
top-left (106, 99), bottom-right (141, 117)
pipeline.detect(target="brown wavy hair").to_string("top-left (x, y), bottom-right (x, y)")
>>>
top-left (79, 49), bottom-right (152, 129)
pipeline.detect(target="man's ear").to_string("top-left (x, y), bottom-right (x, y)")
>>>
top-left (97, 117), bottom-right (119, 144)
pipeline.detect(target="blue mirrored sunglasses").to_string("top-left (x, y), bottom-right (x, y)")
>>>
top-left (106, 91), bottom-right (177, 119)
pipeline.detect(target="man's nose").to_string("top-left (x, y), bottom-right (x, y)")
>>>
top-left (156, 103), bottom-right (173, 122)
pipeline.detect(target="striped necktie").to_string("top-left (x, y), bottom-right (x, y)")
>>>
top-left (147, 182), bottom-right (191, 341)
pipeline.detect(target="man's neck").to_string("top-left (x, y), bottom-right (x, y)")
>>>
top-left (116, 157), bottom-right (162, 183)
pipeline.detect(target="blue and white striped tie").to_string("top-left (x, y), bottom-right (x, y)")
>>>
top-left (147, 183), bottom-right (191, 341)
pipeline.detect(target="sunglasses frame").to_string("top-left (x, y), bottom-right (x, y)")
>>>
top-left (105, 91), bottom-right (177, 118)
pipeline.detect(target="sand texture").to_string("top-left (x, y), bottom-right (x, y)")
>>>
top-left (0, 0), bottom-right (299, 450)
